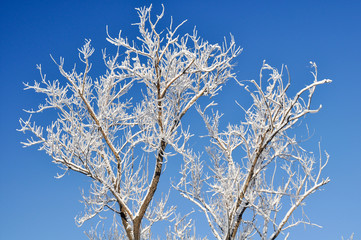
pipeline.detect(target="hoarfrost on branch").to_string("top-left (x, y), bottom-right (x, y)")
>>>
top-left (175, 61), bottom-right (331, 239)
top-left (18, 5), bottom-right (240, 240)
top-left (18, 5), bottom-right (331, 240)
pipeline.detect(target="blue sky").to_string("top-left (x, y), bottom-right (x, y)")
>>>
top-left (1, 0), bottom-right (360, 239)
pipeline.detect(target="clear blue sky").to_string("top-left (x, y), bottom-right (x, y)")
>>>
top-left (1, 0), bottom-right (360, 239)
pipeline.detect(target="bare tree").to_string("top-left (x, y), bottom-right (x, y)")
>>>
top-left (18, 5), bottom-right (331, 240)
top-left (175, 61), bottom-right (331, 239)
top-left (18, 5), bottom-right (240, 240)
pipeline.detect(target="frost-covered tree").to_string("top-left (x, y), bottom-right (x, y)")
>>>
top-left (18, 5), bottom-right (239, 240)
top-left (175, 62), bottom-right (331, 239)
top-left (18, 5), bottom-right (331, 240)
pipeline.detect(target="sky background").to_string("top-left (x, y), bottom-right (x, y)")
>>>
top-left (1, 0), bottom-right (360, 239)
